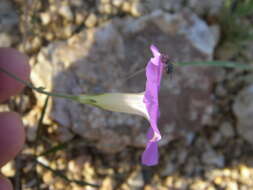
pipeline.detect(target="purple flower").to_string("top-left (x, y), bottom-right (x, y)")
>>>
top-left (77, 45), bottom-right (165, 166)
top-left (142, 45), bottom-right (164, 166)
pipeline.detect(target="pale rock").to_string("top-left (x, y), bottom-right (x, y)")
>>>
top-left (23, 108), bottom-right (41, 142)
top-left (127, 169), bottom-right (144, 189)
top-left (101, 177), bottom-right (114, 190)
top-left (68, 160), bottom-right (80, 173)
top-left (85, 13), bottom-right (97, 28)
top-left (122, 1), bottom-right (132, 12)
top-left (40, 12), bottom-right (51, 25)
top-left (226, 181), bottom-right (238, 190)
top-left (112, 0), bottom-right (124, 7)
top-left (99, 3), bottom-right (113, 14)
top-left (0, 33), bottom-right (11, 47)
top-left (21, 37), bottom-right (42, 53)
top-left (190, 180), bottom-right (210, 190)
top-left (43, 171), bottom-right (54, 185)
top-left (131, 1), bottom-right (144, 17)
top-left (58, 5), bottom-right (73, 21)
top-left (0, 104), bottom-right (9, 112)
top-left (1, 161), bottom-right (15, 177)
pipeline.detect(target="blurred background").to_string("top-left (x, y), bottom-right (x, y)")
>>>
top-left (1, 0), bottom-right (253, 189)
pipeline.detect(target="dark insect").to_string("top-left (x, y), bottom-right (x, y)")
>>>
top-left (122, 53), bottom-right (174, 83)
top-left (161, 54), bottom-right (174, 78)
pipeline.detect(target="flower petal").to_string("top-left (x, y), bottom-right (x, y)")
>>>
top-left (141, 142), bottom-right (158, 166)
top-left (142, 44), bottom-right (164, 166)
top-left (150, 45), bottom-right (161, 65)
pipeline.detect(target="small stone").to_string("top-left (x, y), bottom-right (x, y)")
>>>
top-left (62, 25), bottom-right (74, 38)
top-left (112, 0), bottom-right (124, 7)
top-left (202, 150), bottom-right (224, 167)
top-left (32, 37), bottom-right (42, 51)
top-left (190, 179), bottom-right (209, 190)
top-left (99, 3), bottom-right (113, 14)
top-left (127, 169), bottom-right (144, 189)
top-left (22, 37), bottom-right (42, 53)
top-left (239, 165), bottom-right (251, 179)
top-left (122, 1), bottom-right (131, 12)
top-left (220, 122), bottom-right (234, 138)
top-left (131, 2), bottom-right (143, 17)
top-left (68, 160), bottom-right (80, 173)
top-left (54, 180), bottom-right (67, 189)
top-left (58, 5), bottom-right (73, 21)
top-left (45, 32), bottom-right (54, 41)
top-left (173, 178), bottom-right (188, 189)
top-left (214, 176), bottom-right (223, 186)
top-left (43, 171), bottom-right (54, 184)
top-left (164, 176), bottom-right (173, 187)
top-left (1, 161), bottom-right (15, 177)
top-left (85, 13), bottom-right (97, 28)
top-left (83, 162), bottom-right (95, 179)
top-left (226, 181), bottom-right (238, 190)
top-left (206, 186), bottom-right (216, 190)
top-left (0, 33), bottom-right (11, 47)
top-left (101, 177), bottom-right (114, 190)
top-left (40, 12), bottom-right (51, 25)
top-left (100, 0), bottom-right (110, 3)
top-left (75, 11), bottom-right (88, 25)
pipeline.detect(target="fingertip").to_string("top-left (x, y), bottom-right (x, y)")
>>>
top-left (0, 112), bottom-right (25, 167)
top-left (0, 48), bottom-right (30, 102)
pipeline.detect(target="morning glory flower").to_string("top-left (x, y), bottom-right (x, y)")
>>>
top-left (141, 44), bottom-right (164, 166)
top-left (76, 45), bottom-right (165, 166)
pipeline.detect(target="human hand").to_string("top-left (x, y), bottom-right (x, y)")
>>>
top-left (0, 48), bottom-right (30, 190)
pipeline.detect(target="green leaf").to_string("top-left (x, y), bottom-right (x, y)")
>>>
top-left (234, 0), bottom-right (253, 17)
top-left (176, 61), bottom-right (253, 70)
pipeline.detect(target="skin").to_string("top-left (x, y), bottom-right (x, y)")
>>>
top-left (0, 48), bottom-right (30, 190)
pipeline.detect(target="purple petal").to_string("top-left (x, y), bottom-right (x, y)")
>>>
top-left (141, 141), bottom-right (158, 166)
top-left (142, 44), bottom-right (164, 166)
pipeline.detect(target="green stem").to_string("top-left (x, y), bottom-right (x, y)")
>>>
top-left (0, 67), bottom-right (77, 100)
top-left (36, 159), bottom-right (99, 187)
